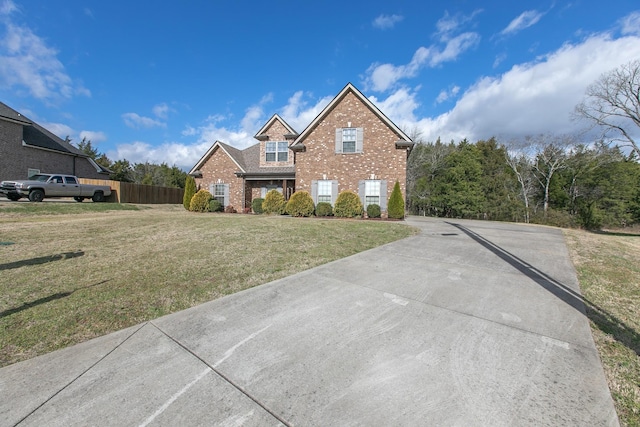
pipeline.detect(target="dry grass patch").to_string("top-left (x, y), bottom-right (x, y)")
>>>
top-left (0, 204), bottom-right (417, 367)
top-left (565, 228), bottom-right (640, 426)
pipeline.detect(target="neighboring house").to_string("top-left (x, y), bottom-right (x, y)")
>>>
top-left (0, 102), bottom-right (109, 182)
top-left (189, 83), bottom-right (414, 213)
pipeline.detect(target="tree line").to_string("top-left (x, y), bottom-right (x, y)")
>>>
top-left (406, 137), bottom-right (640, 228)
top-left (75, 139), bottom-right (187, 189)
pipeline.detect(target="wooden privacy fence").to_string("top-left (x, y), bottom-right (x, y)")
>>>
top-left (78, 179), bottom-right (184, 204)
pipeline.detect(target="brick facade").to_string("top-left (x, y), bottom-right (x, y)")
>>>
top-left (294, 91), bottom-right (408, 204)
top-left (189, 83), bottom-right (412, 213)
top-left (0, 119), bottom-right (105, 182)
top-left (194, 145), bottom-right (245, 210)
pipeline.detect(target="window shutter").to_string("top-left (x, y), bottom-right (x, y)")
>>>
top-left (358, 180), bottom-right (365, 205)
top-left (209, 183), bottom-right (214, 194)
top-left (335, 128), bottom-right (343, 153)
top-left (261, 187), bottom-right (267, 198)
top-left (311, 180), bottom-right (318, 203)
top-left (331, 180), bottom-right (339, 205)
top-left (380, 180), bottom-right (388, 211)
top-left (223, 184), bottom-right (229, 207)
top-left (356, 128), bottom-right (364, 153)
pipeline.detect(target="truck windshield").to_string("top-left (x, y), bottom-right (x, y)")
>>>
top-left (32, 175), bottom-right (51, 182)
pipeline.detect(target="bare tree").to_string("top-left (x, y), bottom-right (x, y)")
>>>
top-left (574, 60), bottom-right (640, 159)
top-left (504, 140), bottom-right (536, 223)
top-left (531, 134), bottom-right (572, 216)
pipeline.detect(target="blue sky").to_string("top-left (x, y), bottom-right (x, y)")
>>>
top-left (1, 0), bottom-right (639, 170)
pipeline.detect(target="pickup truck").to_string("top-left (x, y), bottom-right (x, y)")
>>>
top-left (0, 174), bottom-right (111, 202)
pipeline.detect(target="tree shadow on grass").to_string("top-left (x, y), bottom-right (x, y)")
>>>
top-left (590, 230), bottom-right (640, 238)
top-left (0, 280), bottom-right (110, 319)
top-left (0, 251), bottom-right (85, 271)
top-left (446, 222), bottom-right (640, 357)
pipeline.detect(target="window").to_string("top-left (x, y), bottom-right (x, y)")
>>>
top-left (64, 176), bottom-right (78, 184)
top-left (364, 180), bottom-right (381, 208)
top-left (266, 141), bottom-right (288, 162)
top-left (52, 175), bottom-right (63, 184)
top-left (342, 128), bottom-right (356, 153)
top-left (317, 180), bottom-right (332, 203)
top-left (213, 183), bottom-right (225, 205)
top-left (335, 127), bottom-right (363, 153)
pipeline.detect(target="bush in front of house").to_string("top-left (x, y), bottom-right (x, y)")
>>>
top-left (334, 190), bottom-right (363, 218)
top-left (251, 198), bottom-right (264, 214)
top-left (367, 203), bottom-right (381, 219)
top-left (262, 189), bottom-right (286, 215)
top-left (190, 189), bottom-right (213, 213)
top-left (388, 181), bottom-right (405, 219)
top-left (183, 176), bottom-right (197, 210)
top-left (209, 199), bottom-right (223, 212)
top-left (285, 191), bottom-right (315, 217)
top-left (315, 202), bottom-right (333, 217)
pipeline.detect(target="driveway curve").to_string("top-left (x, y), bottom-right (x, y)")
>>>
top-left (0, 217), bottom-right (618, 426)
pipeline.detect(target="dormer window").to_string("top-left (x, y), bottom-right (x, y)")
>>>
top-left (266, 141), bottom-right (288, 162)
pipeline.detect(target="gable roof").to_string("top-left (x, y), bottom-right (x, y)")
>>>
top-left (189, 140), bottom-right (246, 175)
top-left (254, 113), bottom-right (298, 141)
top-left (0, 102), bottom-right (32, 126)
top-left (290, 82), bottom-right (413, 148)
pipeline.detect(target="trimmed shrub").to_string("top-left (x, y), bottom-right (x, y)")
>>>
top-left (286, 191), bottom-right (315, 217)
top-left (183, 176), bottom-right (197, 210)
top-left (388, 181), bottom-right (405, 219)
top-left (190, 189), bottom-right (212, 213)
top-left (367, 203), bottom-right (381, 219)
top-left (262, 189), bottom-right (286, 215)
top-left (224, 205), bottom-right (237, 213)
top-left (316, 202), bottom-right (333, 217)
top-left (334, 190), bottom-right (363, 218)
top-left (209, 199), bottom-right (223, 212)
top-left (251, 198), bottom-right (265, 214)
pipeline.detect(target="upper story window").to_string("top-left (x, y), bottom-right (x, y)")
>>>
top-left (342, 128), bottom-right (357, 153)
top-left (266, 141), bottom-right (289, 162)
top-left (335, 127), bottom-right (363, 154)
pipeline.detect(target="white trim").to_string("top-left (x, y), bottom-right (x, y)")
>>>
top-left (254, 114), bottom-right (297, 139)
top-left (291, 83), bottom-right (412, 148)
top-left (189, 140), bottom-right (245, 175)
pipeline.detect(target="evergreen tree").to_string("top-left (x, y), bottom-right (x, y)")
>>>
top-left (388, 181), bottom-right (405, 219)
top-left (183, 175), bottom-right (197, 210)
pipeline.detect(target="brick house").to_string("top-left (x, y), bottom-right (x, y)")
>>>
top-left (0, 102), bottom-right (109, 182)
top-left (189, 83), bottom-right (413, 213)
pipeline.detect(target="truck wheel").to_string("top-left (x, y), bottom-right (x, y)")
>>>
top-left (29, 189), bottom-right (44, 202)
top-left (92, 192), bottom-right (105, 202)
top-left (7, 195), bottom-right (20, 201)
top-left (74, 197), bottom-right (84, 202)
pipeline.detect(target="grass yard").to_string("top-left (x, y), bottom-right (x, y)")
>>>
top-left (565, 229), bottom-right (640, 426)
top-left (0, 203), bottom-right (417, 367)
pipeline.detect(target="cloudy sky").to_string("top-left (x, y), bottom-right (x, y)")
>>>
top-left (1, 0), bottom-right (639, 169)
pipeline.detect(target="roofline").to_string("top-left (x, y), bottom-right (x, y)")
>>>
top-left (0, 114), bottom-right (32, 126)
top-left (291, 82), bottom-right (412, 147)
top-left (253, 113), bottom-right (298, 139)
top-left (188, 140), bottom-right (246, 175)
top-left (235, 171), bottom-right (296, 180)
top-left (22, 141), bottom-right (89, 157)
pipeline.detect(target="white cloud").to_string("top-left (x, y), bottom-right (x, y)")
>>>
top-left (364, 11), bottom-right (479, 92)
top-left (406, 32), bottom-right (640, 144)
top-left (435, 85), bottom-right (460, 104)
top-left (122, 112), bottom-right (166, 129)
top-left (501, 10), bottom-right (545, 36)
top-left (79, 130), bottom-right (107, 143)
top-left (372, 14), bottom-right (403, 30)
top-left (280, 91), bottom-right (332, 132)
top-left (152, 102), bottom-right (172, 120)
top-left (109, 141), bottom-right (213, 170)
top-left (620, 11), bottom-right (640, 36)
top-left (0, 4), bottom-right (90, 102)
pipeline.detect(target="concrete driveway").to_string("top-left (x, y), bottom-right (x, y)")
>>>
top-left (0, 217), bottom-right (618, 426)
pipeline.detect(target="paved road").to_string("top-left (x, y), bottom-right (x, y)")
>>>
top-left (0, 217), bottom-right (618, 426)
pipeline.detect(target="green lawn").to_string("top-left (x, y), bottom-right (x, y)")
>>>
top-left (0, 204), bottom-right (416, 367)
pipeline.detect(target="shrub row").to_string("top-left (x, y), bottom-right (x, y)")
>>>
top-left (189, 183), bottom-right (405, 219)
